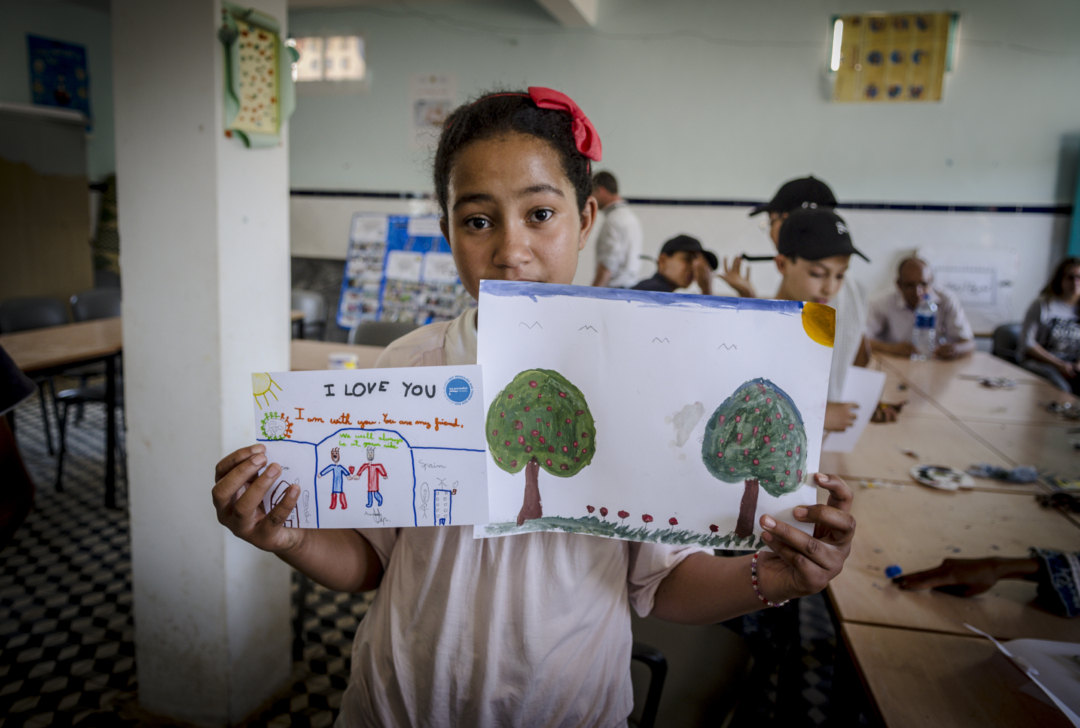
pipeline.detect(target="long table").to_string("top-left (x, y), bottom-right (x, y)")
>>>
top-left (0, 318), bottom-right (123, 508)
top-left (826, 351), bottom-right (1080, 726)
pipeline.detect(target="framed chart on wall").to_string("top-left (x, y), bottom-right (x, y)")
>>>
top-left (336, 213), bottom-right (474, 329)
top-left (832, 12), bottom-right (956, 103)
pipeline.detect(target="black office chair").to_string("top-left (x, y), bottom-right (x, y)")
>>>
top-left (991, 322), bottom-right (1022, 364)
top-left (0, 296), bottom-right (70, 454)
top-left (348, 320), bottom-right (420, 347)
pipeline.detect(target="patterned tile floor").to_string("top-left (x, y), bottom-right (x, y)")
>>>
top-left (1, 386), bottom-right (858, 727)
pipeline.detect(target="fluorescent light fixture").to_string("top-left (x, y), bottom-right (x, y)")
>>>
top-left (830, 19), bottom-right (843, 71)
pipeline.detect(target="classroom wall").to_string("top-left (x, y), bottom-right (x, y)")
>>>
top-left (0, 0), bottom-right (114, 182)
top-left (287, 0), bottom-right (1080, 205)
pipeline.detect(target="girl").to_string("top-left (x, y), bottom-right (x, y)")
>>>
top-left (1019, 257), bottom-right (1080, 393)
top-left (212, 88), bottom-right (856, 727)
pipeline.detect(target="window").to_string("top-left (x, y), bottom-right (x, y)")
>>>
top-left (288, 35), bottom-right (367, 90)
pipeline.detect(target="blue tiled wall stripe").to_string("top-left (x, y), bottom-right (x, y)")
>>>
top-left (290, 189), bottom-right (1072, 215)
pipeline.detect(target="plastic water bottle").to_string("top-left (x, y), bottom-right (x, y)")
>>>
top-left (911, 294), bottom-right (937, 360)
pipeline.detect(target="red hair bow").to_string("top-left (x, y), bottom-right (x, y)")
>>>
top-left (528, 87), bottom-right (603, 162)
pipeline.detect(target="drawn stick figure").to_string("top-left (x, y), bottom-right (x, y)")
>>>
top-left (355, 445), bottom-right (388, 508)
top-left (319, 447), bottom-right (351, 510)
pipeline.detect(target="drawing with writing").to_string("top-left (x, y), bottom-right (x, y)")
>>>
top-left (486, 369), bottom-right (596, 526)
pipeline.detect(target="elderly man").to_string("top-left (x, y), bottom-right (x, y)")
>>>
top-left (866, 257), bottom-right (975, 359)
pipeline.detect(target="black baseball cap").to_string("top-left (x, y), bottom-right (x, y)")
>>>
top-left (777, 209), bottom-right (869, 262)
top-left (749, 176), bottom-right (837, 216)
top-left (660, 235), bottom-right (718, 270)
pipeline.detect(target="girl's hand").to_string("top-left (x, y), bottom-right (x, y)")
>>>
top-left (755, 473), bottom-right (855, 602)
top-left (212, 444), bottom-right (304, 555)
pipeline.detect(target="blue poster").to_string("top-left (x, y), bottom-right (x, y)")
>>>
top-left (337, 214), bottom-right (473, 329)
top-left (27, 35), bottom-right (91, 128)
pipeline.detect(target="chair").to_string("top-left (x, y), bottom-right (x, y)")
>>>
top-left (68, 289), bottom-right (123, 423)
top-left (0, 296), bottom-right (69, 454)
top-left (348, 320), bottom-right (420, 347)
top-left (71, 288), bottom-right (121, 321)
top-left (291, 289), bottom-right (327, 340)
top-left (54, 379), bottom-right (125, 493)
top-left (630, 641), bottom-right (666, 728)
top-left (991, 322), bottom-right (1022, 364)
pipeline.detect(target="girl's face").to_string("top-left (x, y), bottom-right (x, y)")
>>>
top-left (1061, 265), bottom-right (1080, 301)
top-left (440, 133), bottom-right (597, 300)
top-left (775, 254), bottom-right (849, 305)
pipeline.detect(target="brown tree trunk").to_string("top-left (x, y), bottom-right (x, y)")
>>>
top-left (516, 458), bottom-right (543, 526)
top-left (734, 479), bottom-right (759, 538)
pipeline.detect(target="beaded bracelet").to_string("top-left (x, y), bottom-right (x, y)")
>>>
top-left (751, 551), bottom-right (789, 608)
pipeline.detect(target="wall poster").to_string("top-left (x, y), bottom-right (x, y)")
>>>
top-left (833, 13), bottom-right (954, 103)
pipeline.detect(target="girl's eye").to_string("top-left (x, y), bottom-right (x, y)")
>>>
top-left (529, 209), bottom-right (554, 223)
top-left (464, 217), bottom-right (490, 231)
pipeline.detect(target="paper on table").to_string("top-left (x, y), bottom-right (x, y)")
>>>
top-left (822, 366), bottom-right (887, 453)
top-left (476, 282), bottom-right (833, 549)
top-left (965, 624), bottom-right (1080, 727)
top-left (251, 367), bottom-right (487, 529)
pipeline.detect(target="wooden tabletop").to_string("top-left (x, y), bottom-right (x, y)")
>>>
top-left (819, 414), bottom-right (1017, 489)
top-left (841, 622), bottom-right (1074, 728)
top-left (827, 484), bottom-right (1080, 641)
top-left (290, 340), bottom-right (384, 371)
top-left (0, 317), bottom-right (123, 373)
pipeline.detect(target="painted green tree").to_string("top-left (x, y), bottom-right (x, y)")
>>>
top-left (701, 378), bottom-right (807, 538)
top-left (486, 369), bottom-right (596, 526)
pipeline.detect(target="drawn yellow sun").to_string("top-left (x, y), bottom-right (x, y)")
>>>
top-left (802, 303), bottom-right (835, 348)
top-left (252, 373), bottom-right (282, 409)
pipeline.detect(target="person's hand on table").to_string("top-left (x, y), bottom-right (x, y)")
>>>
top-left (212, 444), bottom-right (303, 555)
top-left (719, 256), bottom-right (756, 298)
top-left (934, 342), bottom-right (960, 360)
top-left (692, 254), bottom-right (713, 295)
top-left (756, 473), bottom-right (855, 601)
top-left (892, 557), bottom-right (1039, 597)
top-left (824, 402), bottom-right (858, 432)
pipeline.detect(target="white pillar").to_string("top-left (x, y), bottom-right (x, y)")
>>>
top-left (113, 1), bottom-right (292, 723)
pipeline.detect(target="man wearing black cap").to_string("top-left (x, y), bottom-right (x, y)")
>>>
top-left (773, 208), bottom-right (870, 432)
top-left (632, 235), bottom-right (719, 294)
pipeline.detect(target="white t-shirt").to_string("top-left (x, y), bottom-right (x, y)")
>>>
top-left (336, 308), bottom-right (707, 728)
top-left (595, 202), bottom-right (644, 289)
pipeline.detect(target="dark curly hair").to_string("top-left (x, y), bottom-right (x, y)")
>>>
top-left (432, 90), bottom-right (593, 220)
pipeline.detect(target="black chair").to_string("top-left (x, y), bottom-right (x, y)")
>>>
top-left (630, 641), bottom-right (667, 728)
top-left (67, 289), bottom-right (123, 424)
top-left (0, 296), bottom-right (69, 454)
top-left (71, 288), bottom-right (121, 321)
top-left (991, 322), bottom-right (1022, 364)
top-left (54, 379), bottom-right (124, 493)
top-left (348, 320), bottom-right (420, 347)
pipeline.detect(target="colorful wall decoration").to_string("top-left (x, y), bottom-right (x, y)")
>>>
top-left (27, 35), bottom-right (91, 127)
top-left (833, 13), bottom-right (955, 103)
top-left (218, 2), bottom-right (297, 147)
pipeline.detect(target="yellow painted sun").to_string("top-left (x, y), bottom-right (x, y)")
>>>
top-left (802, 303), bottom-right (835, 348)
top-left (252, 373), bottom-right (282, 409)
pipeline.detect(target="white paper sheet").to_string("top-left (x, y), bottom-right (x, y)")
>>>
top-left (965, 624), bottom-right (1080, 727)
top-left (822, 366), bottom-right (887, 453)
top-left (475, 282), bottom-right (833, 548)
top-left (251, 367), bottom-right (487, 529)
